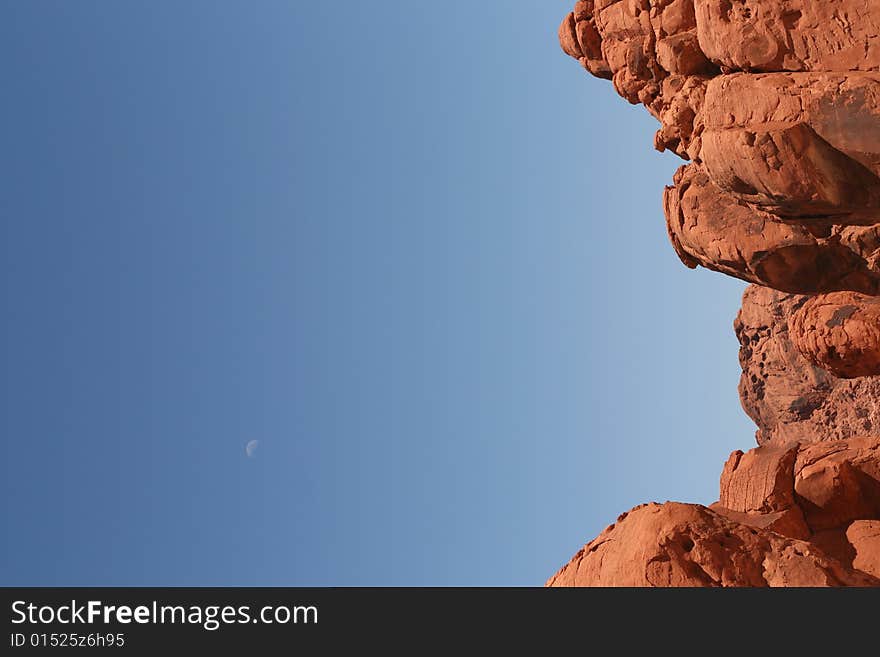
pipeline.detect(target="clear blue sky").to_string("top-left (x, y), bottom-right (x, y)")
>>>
top-left (1, 1), bottom-right (752, 585)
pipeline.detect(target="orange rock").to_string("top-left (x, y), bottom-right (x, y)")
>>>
top-left (711, 505), bottom-right (810, 540)
top-left (699, 73), bottom-right (880, 185)
top-left (546, 502), bottom-right (878, 587)
top-left (714, 445), bottom-right (809, 539)
top-left (847, 521), bottom-right (880, 579)
top-left (693, 0), bottom-right (880, 72)
top-left (794, 438), bottom-right (880, 531)
top-left (790, 292), bottom-right (880, 378)
top-left (735, 286), bottom-right (880, 445)
top-left (556, 0), bottom-right (880, 586)
top-left (663, 165), bottom-right (880, 295)
top-left (719, 446), bottom-right (797, 512)
top-left (547, 438), bottom-right (880, 586)
top-left (561, 2), bottom-right (880, 295)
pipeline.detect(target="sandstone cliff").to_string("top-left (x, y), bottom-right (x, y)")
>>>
top-left (552, 0), bottom-right (880, 586)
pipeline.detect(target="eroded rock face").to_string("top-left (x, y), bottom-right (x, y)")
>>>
top-left (691, 0), bottom-right (880, 73)
top-left (790, 292), bottom-right (880, 378)
top-left (548, 439), bottom-right (880, 587)
top-left (735, 285), bottom-right (880, 446)
top-left (554, 0), bottom-right (880, 586)
top-left (562, 2), bottom-right (880, 294)
top-left (546, 502), bottom-right (878, 587)
top-left (848, 521), bottom-right (880, 578)
top-left (664, 165), bottom-right (880, 295)
top-left (699, 73), bottom-right (880, 216)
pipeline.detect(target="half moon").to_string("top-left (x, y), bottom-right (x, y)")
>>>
top-left (245, 440), bottom-right (260, 458)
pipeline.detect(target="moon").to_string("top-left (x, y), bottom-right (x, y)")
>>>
top-left (245, 440), bottom-right (260, 458)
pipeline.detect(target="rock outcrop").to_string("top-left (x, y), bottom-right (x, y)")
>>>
top-left (735, 285), bottom-right (880, 446)
top-left (548, 438), bottom-right (880, 587)
top-left (553, 0), bottom-right (880, 586)
top-left (546, 503), bottom-right (879, 587)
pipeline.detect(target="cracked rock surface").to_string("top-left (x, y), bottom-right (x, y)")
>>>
top-left (548, 438), bottom-right (880, 586)
top-left (552, 0), bottom-right (880, 586)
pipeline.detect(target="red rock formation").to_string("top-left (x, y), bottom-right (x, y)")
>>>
top-left (553, 0), bottom-right (880, 586)
top-left (848, 521), bottom-right (880, 578)
top-left (546, 502), bottom-right (878, 587)
top-left (735, 285), bottom-right (880, 446)
top-left (548, 439), bottom-right (880, 587)
top-left (664, 165), bottom-right (880, 295)
top-left (790, 292), bottom-right (880, 379)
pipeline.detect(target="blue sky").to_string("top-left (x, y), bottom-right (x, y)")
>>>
top-left (1, 1), bottom-right (752, 585)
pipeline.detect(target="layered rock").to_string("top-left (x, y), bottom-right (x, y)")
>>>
top-left (553, 0), bottom-right (880, 586)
